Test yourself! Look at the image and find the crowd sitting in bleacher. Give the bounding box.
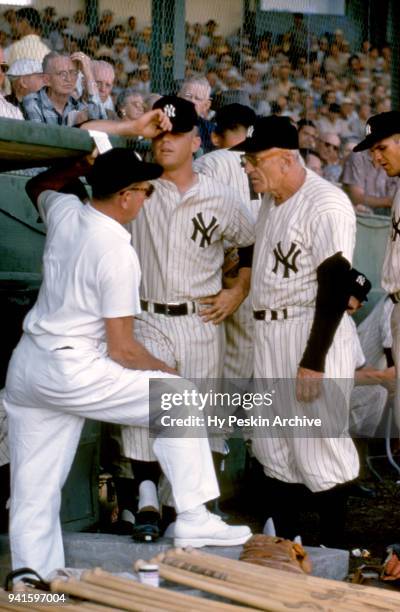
[0,6,396,215]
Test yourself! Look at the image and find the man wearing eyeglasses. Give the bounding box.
[178,76,214,153]
[3,139,251,578]
[23,51,106,126]
[236,115,361,547]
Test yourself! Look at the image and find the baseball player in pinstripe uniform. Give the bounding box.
[193,103,259,379]
[237,115,361,546]
[351,295,395,438]
[354,112,400,433]
[120,96,255,540]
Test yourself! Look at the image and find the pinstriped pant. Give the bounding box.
[251,314,359,492]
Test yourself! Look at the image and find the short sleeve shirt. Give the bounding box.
[24,190,141,342]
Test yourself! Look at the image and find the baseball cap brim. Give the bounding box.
[353,130,390,152]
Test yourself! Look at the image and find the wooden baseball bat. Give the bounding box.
[83,567,254,612]
[138,559,294,611]
[80,569,194,612]
[160,549,400,611]
[51,577,168,612]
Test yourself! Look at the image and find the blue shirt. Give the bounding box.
[22,87,106,126]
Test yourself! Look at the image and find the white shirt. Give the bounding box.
[0,94,23,120]
[24,191,141,343]
[251,169,356,310]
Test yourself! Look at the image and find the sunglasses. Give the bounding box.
[321,141,339,151]
[121,185,155,198]
[0,63,8,73]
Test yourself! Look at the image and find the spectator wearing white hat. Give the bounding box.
[6,58,44,113]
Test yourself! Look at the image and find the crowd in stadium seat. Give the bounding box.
[0,6,396,213]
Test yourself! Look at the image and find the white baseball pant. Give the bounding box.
[4,333,219,578]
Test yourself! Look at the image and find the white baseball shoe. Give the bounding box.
[174,511,252,547]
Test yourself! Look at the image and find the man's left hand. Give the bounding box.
[296,366,323,402]
[199,286,245,324]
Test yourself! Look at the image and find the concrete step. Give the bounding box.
[0,532,349,583]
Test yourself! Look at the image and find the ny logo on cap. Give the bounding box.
[247,125,254,138]
[163,104,176,118]
[356,274,365,286]
[365,124,371,135]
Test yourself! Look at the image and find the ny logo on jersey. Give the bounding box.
[191,212,219,247]
[163,104,176,118]
[392,213,400,242]
[272,241,301,278]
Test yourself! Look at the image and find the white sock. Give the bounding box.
[178,504,208,523]
[263,517,276,536]
[138,480,159,512]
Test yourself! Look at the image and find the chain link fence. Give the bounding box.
[0,1,397,136]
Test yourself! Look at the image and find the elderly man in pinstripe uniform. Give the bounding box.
[238,115,361,547]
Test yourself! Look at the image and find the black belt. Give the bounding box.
[390,292,400,304]
[140,299,196,316]
[253,308,288,321]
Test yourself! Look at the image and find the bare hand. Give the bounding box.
[132,109,172,138]
[296,366,323,402]
[199,287,246,324]
[347,295,362,314]
[71,51,93,75]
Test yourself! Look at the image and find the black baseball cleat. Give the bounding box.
[132,507,161,543]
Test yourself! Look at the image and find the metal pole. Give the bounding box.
[388,0,400,110]
[85,0,99,33]
[151,0,185,94]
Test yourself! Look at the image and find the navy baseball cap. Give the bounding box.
[213,103,256,135]
[87,148,162,195]
[354,111,400,152]
[153,95,198,133]
[231,115,299,152]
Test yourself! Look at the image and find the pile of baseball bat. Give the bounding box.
[143,547,400,611]
[2,547,400,611]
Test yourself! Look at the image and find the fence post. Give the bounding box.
[151,0,186,94]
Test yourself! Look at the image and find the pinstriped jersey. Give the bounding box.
[129,172,255,302]
[193,149,261,222]
[252,169,356,310]
[382,186,400,293]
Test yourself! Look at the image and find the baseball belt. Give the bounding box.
[253,308,288,321]
[140,299,197,316]
[390,291,400,304]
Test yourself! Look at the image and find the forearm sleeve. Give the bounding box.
[238,244,254,268]
[299,252,351,373]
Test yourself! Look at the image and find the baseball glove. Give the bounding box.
[240,534,312,575]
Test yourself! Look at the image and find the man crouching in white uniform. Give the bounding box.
[4,142,250,578]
